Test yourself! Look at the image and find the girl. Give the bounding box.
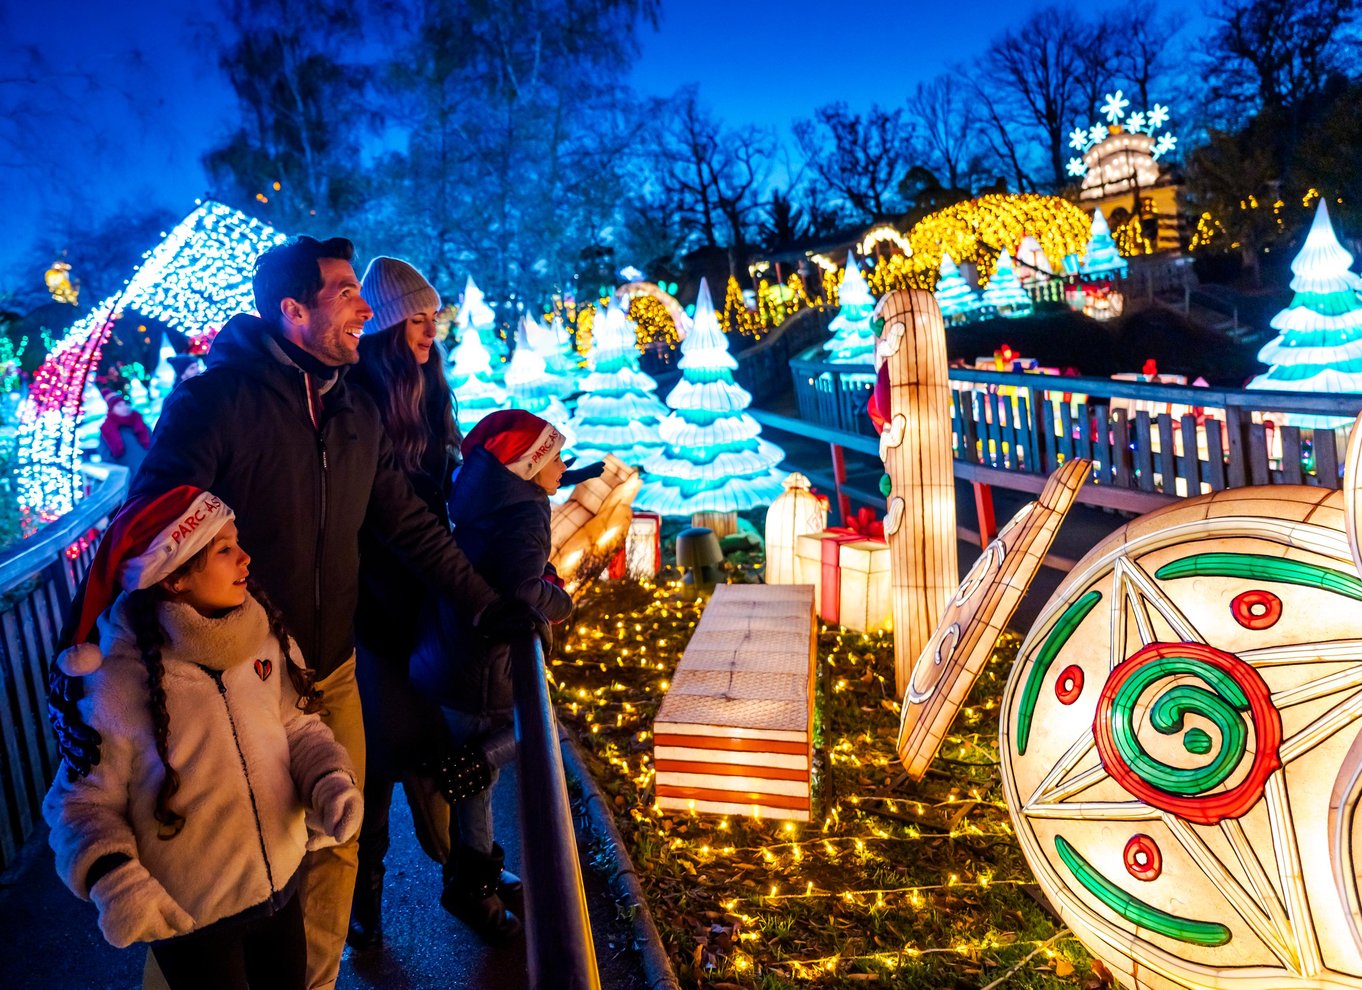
[44,486,362,990]
[411,408,575,942]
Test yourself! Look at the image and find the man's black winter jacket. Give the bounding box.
[130,313,497,679]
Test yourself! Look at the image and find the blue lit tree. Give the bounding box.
[934,253,983,324]
[1080,208,1129,277]
[635,279,786,515]
[980,249,1034,318]
[822,253,877,363]
[1250,200,1362,427]
[505,318,573,440]
[448,311,507,432]
[455,275,509,381]
[566,303,667,465]
[522,314,581,399]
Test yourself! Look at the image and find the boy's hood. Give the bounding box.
[449,445,545,525]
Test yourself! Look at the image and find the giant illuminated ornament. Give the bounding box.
[897,458,1089,778]
[1067,89,1176,199]
[17,201,286,521]
[565,302,668,467]
[635,279,786,515]
[1249,199,1362,429]
[999,413,1362,990]
[872,289,958,696]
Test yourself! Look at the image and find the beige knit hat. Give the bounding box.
[359,256,441,333]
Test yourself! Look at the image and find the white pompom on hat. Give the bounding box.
[59,487,236,675]
[359,256,441,334]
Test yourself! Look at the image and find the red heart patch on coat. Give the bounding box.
[254,658,273,681]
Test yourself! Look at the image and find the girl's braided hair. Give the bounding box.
[125,555,322,839]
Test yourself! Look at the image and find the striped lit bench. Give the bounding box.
[653,583,817,821]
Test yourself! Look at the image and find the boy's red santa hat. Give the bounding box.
[462,409,565,481]
[59,486,236,675]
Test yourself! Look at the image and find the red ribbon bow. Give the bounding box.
[829,507,884,541]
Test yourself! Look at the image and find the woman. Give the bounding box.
[346,257,516,949]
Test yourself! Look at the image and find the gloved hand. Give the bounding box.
[312,771,363,844]
[475,596,547,644]
[49,666,101,780]
[559,460,606,486]
[90,860,193,948]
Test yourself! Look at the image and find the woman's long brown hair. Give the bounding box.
[355,324,459,477]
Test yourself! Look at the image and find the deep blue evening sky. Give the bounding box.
[1,0,1166,291]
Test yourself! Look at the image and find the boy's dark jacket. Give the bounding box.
[410,446,573,717]
[130,313,497,679]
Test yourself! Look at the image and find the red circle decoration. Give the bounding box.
[1093,642,1283,826]
[1123,833,1163,881]
[1055,664,1085,705]
[1230,590,1282,630]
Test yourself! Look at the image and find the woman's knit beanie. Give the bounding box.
[360,257,441,333]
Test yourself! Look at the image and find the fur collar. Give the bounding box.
[100,593,272,672]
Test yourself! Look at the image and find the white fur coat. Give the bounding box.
[43,593,353,931]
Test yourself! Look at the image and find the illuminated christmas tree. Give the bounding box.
[455,275,509,381]
[566,303,667,465]
[636,279,787,515]
[934,253,983,324]
[1080,208,1129,277]
[448,310,507,433]
[721,276,761,336]
[822,253,877,363]
[505,320,574,441]
[522,314,581,399]
[980,249,1034,318]
[1249,200,1362,427]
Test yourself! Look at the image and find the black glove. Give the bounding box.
[48,666,102,780]
[475,597,549,647]
[559,460,606,486]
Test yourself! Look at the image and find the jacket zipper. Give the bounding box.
[209,668,278,896]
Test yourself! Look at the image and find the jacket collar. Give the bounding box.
[207,313,350,407]
[102,593,273,672]
[449,446,546,525]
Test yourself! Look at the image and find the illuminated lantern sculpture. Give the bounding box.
[448,294,507,433]
[897,458,1089,778]
[1015,235,1053,284]
[505,317,573,442]
[872,289,958,696]
[933,253,983,325]
[822,253,878,364]
[1081,208,1130,278]
[522,313,582,399]
[654,583,817,821]
[566,303,668,467]
[1249,200,1362,429]
[549,454,640,593]
[979,250,1034,318]
[764,472,829,585]
[454,275,508,380]
[1001,465,1362,989]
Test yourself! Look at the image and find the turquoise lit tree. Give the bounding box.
[1080,208,1129,277]
[823,252,877,363]
[934,253,983,324]
[448,310,507,433]
[523,313,581,399]
[456,275,508,381]
[980,249,1034,318]
[566,303,667,465]
[635,278,787,515]
[1250,199,1362,427]
[505,318,573,441]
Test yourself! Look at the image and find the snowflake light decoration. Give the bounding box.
[1066,92,1177,180]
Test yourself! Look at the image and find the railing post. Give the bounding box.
[830,442,851,526]
[973,482,997,547]
[510,632,601,990]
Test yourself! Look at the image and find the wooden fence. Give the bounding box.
[790,358,1362,515]
[0,466,127,870]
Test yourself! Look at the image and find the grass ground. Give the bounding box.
[553,558,1108,990]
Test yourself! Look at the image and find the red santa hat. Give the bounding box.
[462,409,565,481]
[59,486,236,675]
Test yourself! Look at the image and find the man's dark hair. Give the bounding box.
[253,236,355,323]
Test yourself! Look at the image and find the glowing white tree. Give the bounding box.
[566,303,667,465]
[823,253,877,363]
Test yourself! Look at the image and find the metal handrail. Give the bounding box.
[510,630,601,990]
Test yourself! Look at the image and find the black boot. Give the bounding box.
[490,841,522,899]
[346,858,384,951]
[441,845,522,943]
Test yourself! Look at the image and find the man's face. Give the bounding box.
[288,257,373,366]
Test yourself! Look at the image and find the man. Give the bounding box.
[53,236,537,989]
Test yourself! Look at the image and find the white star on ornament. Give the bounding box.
[1069,127,1090,151]
[1088,124,1108,146]
[1067,157,1087,177]
[1153,133,1178,159]
[1100,90,1130,123]
[1147,104,1170,129]
[1126,111,1147,133]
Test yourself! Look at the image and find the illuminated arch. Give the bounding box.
[908,194,1092,286]
[615,282,688,339]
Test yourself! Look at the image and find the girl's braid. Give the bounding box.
[127,589,185,839]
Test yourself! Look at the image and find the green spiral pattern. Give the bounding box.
[1111,657,1249,796]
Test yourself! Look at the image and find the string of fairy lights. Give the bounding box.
[554,578,1078,984]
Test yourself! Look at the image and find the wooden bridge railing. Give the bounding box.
[790,357,1362,516]
[0,465,128,870]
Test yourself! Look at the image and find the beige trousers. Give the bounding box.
[144,655,366,990]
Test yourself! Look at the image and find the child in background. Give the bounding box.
[44,486,362,990]
[411,409,574,942]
